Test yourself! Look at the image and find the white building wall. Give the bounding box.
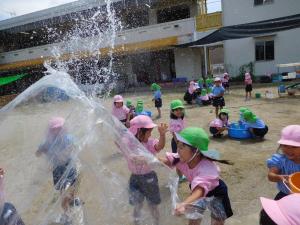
[222,0,300,26]
[174,48,202,81]
[224,28,300,76]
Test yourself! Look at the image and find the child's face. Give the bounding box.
[215,81,221,86]
[177,141,194,163]
[173,108,184,118]
[220,113,227,121]
[281,145,300,162]
[139,128,153,143]
[115,102,123,108]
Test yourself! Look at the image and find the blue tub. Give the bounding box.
[228,123,252,139]
[136,110,152,117]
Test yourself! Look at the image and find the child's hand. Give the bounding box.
[158,123,168,135]
[175,203,186,216]
[280,175,289,183]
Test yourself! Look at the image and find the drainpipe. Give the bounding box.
[204,45,208,76]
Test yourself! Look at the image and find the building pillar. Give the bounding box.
[149,9,157,25]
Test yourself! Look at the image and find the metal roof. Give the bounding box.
[0,0,121,31]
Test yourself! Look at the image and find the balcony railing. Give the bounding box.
[196,12,222,32]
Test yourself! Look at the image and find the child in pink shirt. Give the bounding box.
[159,127,233,225]
[0,168,25,225]
[209,109,230,138]
[112,95,130,127]
[116,115,168,225]
[169,99,186,182]
[244,72,253,101]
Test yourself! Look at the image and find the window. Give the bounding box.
[255,40,274,61]
[157,5,190,24]
[254,0,274,6]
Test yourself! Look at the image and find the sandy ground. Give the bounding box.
[0,84,300,225]
[102,85,300,225]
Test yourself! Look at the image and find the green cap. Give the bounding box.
[126,100,132,108]
[207,87,212,93]
[136,100,144,113]
[201,89,207,96]
[170,99,184,110]
[219,108,230,115]
[198,78,204,84]
[175,127,220,160]
[206,78,213,84]
[243,110,257,123]
[239,107,249,113]
[151,83,161,91]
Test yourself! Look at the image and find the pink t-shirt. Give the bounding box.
[210,118,226,128]
[112,105,130,121]
[166,153,220,196]
[169,118,185,133]
[120,137,159,175]
[200,95,209,101]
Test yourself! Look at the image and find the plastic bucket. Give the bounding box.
[289,172,300,193]
[255,93,261,98]
[228,123,252,139]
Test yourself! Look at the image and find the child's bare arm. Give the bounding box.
[268,167,288,183]
[155,123,168,152]
[158,156,172,167]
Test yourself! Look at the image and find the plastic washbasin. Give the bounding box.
[228,123,252,139]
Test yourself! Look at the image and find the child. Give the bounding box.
[260,194,300,225]
[151,83,162,118]
[209,109,230,138]
[159,127,233,225]
[199,89,211,106]
[117,115,168,225]
[169,100,186,182]
[241,110,268,138]
[244,72,253,101]
[112,95,130,127]
[259,125,300,224]
[36,117,80,224]
[211,77,225,118]
[0,168,25,225]
[126,100,135,120]
[184,81,197,105]
[222,73,230,93]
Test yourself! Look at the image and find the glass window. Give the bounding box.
[254,0,274,6]
[255,40,274,61]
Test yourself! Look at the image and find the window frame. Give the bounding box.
[255,39,275,62]
[254,0,274,6]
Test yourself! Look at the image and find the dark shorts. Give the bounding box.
[223,82,229,88]
[209,127,219,135]
[154,98,162,108]
[189,179,233,220]
[212,96,225,107]
[252,125,268,138]
[0,202,25,225]
[245,84,253,92]
[201,99,211,106]
[259,191,288,225]
[184,91,193,104]
[53,162,78,191]
[129,171,161,205]
[171,138,177,153]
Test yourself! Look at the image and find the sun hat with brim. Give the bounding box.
[214,77,222,82]
[114,95,124,103]
[49,117,65,129]
[175,127,220,160]
[171,99,185,110]
[239,107,249,113]
[129,115,157,135]
[260,194,300,225]
[278,125,300,147]
[126,100,132,108]
[243,110,257,123]
[219,108,230,115]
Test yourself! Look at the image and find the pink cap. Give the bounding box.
[129,115,157,135]
[245,72,251,77]
[214,77,221,82]
[260,194,300,225]
[48,117,65,129]
[114,95,124,103]
[278,125,300,147]
[224,72,228,76]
